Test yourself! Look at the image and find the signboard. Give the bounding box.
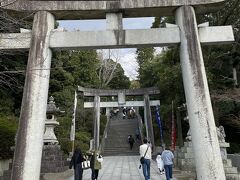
[118,92,126,105]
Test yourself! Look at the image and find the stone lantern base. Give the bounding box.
[41,145,69,174]
[176,142,239,180]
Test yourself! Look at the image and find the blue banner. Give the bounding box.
[155,105,164,145]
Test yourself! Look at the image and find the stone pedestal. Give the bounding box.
[176,142,239,179]
[41,145,69,174]
[220,143,239,180]
[177,142,195,172]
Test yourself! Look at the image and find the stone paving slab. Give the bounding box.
[68,156,178,180]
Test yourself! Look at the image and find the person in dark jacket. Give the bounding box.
[128,135,135,150]
[69,147,85,180]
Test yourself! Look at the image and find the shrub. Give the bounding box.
[0,116,17,159]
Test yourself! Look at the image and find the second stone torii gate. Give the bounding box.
[0,0,235,179]
[78,86,160,151]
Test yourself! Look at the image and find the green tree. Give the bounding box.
[108,63,130,89]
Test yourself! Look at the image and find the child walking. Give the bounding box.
[156,152,164,175]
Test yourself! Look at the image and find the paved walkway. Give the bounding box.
[68,156,176,180]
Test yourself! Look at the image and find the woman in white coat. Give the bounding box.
[156,153,165,175]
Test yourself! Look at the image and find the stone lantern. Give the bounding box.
[41,96,68,174]
[43,96,61,145]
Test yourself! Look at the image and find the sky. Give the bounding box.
[58,17,155,80]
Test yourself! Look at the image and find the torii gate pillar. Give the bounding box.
[176,6,225,179]
[144,94,155,151]
[93,96,101,151]
[11,11,55,180]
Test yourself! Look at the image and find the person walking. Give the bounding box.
[122,107,127,119]
[69,147,85,180]
[139,139,151,180]
[135,128,140,141]
[161,146,174,180]
[156,152,164,175]
[87,150,103,180]
[128,135,135,150]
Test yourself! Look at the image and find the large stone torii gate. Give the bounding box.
[0,0,235,179]
[78,86,160,152]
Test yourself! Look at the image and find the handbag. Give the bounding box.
[140,145,149,164]
[97,154,103,163]
[82,160,91,170]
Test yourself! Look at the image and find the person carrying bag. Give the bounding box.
[69,147,85,180]
[139,139,152,180]
[140,145,149,164]
[86,150,103,180]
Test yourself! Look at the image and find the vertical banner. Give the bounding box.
[155,105,163,145]
[171,101,176,150]
[70,91,78,141]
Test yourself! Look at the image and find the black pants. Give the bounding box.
[74,163,83,180]
[130,142,134,150]
[91,168,99,180]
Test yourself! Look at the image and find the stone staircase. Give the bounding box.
[103,113,141,156]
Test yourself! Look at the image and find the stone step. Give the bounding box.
[108,120,137,125]
[179,147,193,153]
[226,174,240,180]
[104,146,140,150]
[105,136,137,141]
[104,145,140,149]
[223,159,233,167]
[104,144,139,147]
[177,159,196,171]
[104,147,139,150]
[105,139,141,143]
[108,128,137,132]
[174,173,196,180]
[110,120,137,123]
[103,148,139,152]
[109,122,137,126]
[103,151,139,156]
[104,143,130,147]
[108,127,137,131]
[224,166,238,174]
[108,131,137,134]
[184,142,192,147]
[178,152,194,159]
